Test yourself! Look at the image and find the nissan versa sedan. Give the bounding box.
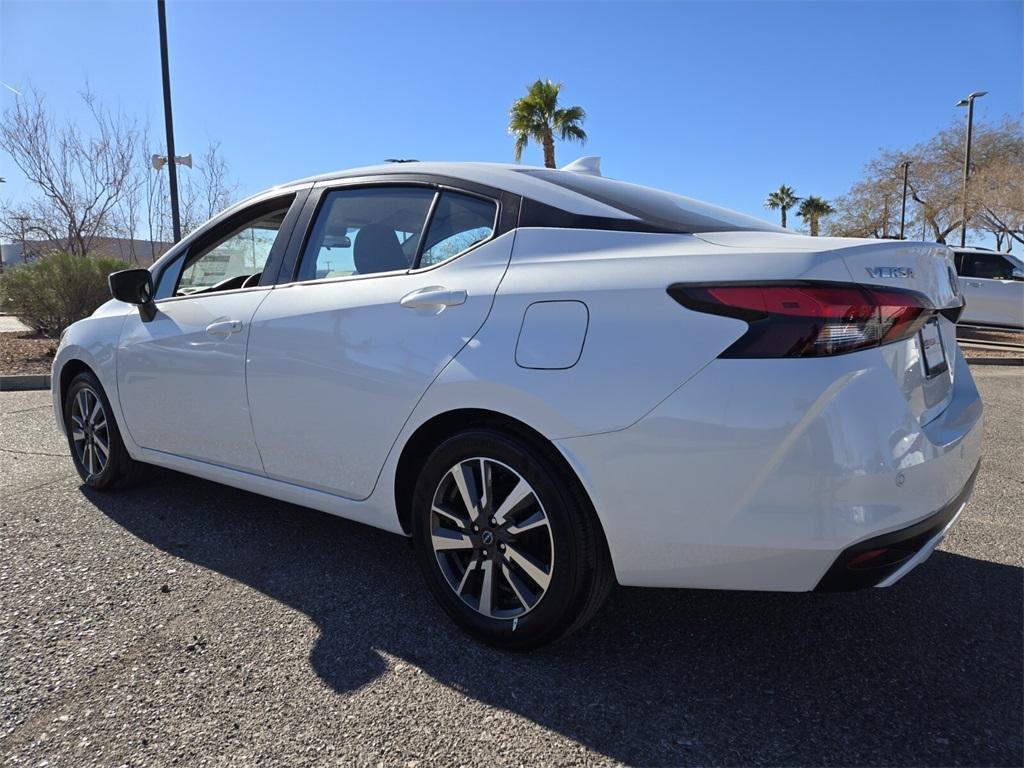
[53,160,983,649]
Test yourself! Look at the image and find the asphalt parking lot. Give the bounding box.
[1,367,1021,767]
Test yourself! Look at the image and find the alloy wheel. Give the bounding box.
[430,457,554,619]
[70,387,110,478]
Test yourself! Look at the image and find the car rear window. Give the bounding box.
[519,169,780,233]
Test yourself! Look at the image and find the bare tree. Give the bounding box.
[0,87,139,256]
[828,116,1023,245]
[178,141,237,234]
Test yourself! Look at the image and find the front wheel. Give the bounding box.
[411,428,612,649]
[63,371,142,490]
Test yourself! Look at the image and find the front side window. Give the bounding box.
[419,192,497,267]
[297,187,435,281]
[173,203,292,296]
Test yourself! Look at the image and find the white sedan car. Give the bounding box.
[53,161,982,648]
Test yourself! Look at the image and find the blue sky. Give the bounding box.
[1,0,1021,234]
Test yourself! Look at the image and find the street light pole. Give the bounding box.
[157,0,181,243]
[898,160,911,240]
[956,90,987,248]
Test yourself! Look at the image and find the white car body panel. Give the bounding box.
[962,277,1024,328]
[116,289,271,472]
[51,162,983,594]
[556,340,981,590]
[245,231,515,500]
[954,248,1024,329]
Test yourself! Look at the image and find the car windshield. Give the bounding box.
[519,169,783,233]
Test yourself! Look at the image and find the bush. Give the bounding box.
[0,252,128,337]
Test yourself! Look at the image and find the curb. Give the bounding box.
[966,357,1023,366]
[0,374,51,391]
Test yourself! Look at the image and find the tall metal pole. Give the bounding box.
[157,0,181,243]
[898,161,910,240]
[957,91,987,249]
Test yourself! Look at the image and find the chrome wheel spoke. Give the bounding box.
[93,433,110,459]
[75,391,88,423]
[506,509,549,536]
[89,397,103,424]
[505,542,551,592]
[493,478,535,526]
[432,504,468,530]
[456,556,480,595]
[431,527,474,551]
[430,456,555,621]
[501,562,533,611]
[71,429,86,441]
[477,559,495,616]
[452,463,482,522]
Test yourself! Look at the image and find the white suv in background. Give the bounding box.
[952,248,1024,329]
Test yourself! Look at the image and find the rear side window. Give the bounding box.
[296,187,435,281]
[961,252,1015,280]
[418,192,497,267]
[519,168,780,233]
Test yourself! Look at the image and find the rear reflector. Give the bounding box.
[668,282,934,357]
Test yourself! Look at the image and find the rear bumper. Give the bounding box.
[556,342,983,591]
[815,461,978,591]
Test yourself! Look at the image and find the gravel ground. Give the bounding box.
[957,327,1023,361]
[1,368,1021,767]
[0,332,55,375]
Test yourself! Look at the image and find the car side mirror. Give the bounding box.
[109,268,157,321]
[1012,267,1024,281]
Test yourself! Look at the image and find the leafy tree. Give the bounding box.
[764,185,800,228]
[508,79,587,168]
[796,196,835,236]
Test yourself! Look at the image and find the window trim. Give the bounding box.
[279,178,504,288]
[150,188,308,305]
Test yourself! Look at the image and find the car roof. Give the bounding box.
[287,161,636,219]
[281,161,780,233]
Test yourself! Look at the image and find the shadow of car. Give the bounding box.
[87,467,1023,767]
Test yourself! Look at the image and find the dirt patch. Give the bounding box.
[957,326,1024,345]
[956,326,1023,360]
[0,331,57,375]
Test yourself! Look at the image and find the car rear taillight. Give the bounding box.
[668,282,934,358]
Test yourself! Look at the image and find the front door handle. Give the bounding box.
[206,319,243,337]
[400,286,467,311]
[966,281,983,288]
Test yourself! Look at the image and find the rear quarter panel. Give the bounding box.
[410,228,859,439]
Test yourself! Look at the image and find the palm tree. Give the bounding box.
[764,185,800,228]
[796,196,836,236]
[508,79,587,168]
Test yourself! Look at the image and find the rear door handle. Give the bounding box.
[966,281,983,288]
[206,319,243,337]
[400,286,467,310]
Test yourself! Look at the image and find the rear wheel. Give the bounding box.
[64,371,141,490]
[411,428,612,649]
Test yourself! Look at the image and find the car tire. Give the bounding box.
[411,427,613,650]
[63,371,143,490]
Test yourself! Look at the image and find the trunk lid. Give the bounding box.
[695,232,963,425]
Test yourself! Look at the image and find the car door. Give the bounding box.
[116,191,306,471]
[246,182,514,499]
[957,251,1024,328]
